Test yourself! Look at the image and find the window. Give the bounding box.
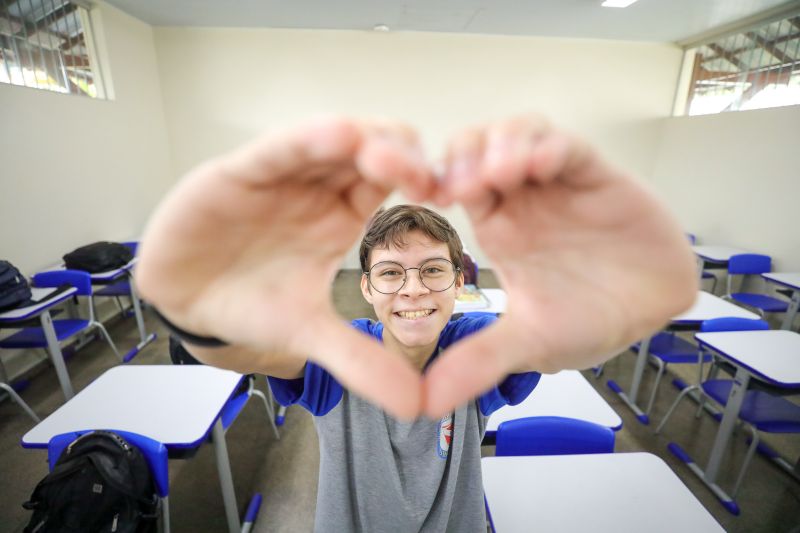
[681,15,800,116]
[0,0,106,98]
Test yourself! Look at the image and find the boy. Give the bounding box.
[265,204,539,531]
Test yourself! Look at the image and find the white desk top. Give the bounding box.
[762,272,800,291]
[41,258,138,282]
[695,330,800,387]
[0,287,77,322]
[487,370,621,431]
[692,245,748,263]
[482,453,723,533]
[672,291,759,324]
[22,365,244,448]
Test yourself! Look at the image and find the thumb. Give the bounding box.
[304,318,423,420]
[421,319,533,418]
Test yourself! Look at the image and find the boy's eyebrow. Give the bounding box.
[372,256,452,267]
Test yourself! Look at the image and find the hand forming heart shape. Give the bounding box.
[136,115,697,419]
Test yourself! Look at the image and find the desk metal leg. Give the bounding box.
[160,495,171,533]
[123,274,157,363]
[40,310,74,400]
[669,368,750,515]
[705,369,749,482]
[212,419,241,533]
[781,291,799,331]
[607,336,651,424]
[0,358,39,422]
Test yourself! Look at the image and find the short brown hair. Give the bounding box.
[359,205,465,274]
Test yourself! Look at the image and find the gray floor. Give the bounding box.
[1,270,799,532]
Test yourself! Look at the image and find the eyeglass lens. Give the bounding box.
[369,259,456,294]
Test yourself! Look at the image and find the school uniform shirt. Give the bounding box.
[268,314,540,533]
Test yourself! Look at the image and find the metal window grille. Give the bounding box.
[0,0,104,98]
[684,15,800,115]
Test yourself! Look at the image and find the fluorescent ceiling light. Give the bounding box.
[601,0,639,7]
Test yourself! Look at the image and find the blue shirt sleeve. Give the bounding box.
[442,314,541,417]
[266,319,380,416]
[267,363,343,417]
[478,372,541,417]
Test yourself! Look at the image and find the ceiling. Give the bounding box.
[104,0,799,43]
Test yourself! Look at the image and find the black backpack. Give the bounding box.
[63,242,134,273]
[0,260,32,311]
[22,431,159,533]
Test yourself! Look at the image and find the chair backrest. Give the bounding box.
[462,250,479,286]
[700,317,770,332]
[728,254,771,275]
[48,429,169,497]
[32,269,92,296]
[122,241,139,255]
[495,416,615,456]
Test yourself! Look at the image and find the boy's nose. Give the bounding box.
[399,271,430,296]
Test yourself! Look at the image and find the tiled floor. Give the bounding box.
[1,270,798,532]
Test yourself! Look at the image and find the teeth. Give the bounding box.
[398,309,433,319]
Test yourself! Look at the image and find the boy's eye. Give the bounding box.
[379,270,402,277]
[423,267,443,275]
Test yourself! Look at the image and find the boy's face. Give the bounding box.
[361,230,463,353]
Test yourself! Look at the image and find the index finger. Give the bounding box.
[219,116,436,202]
[420,319,539,418]
[304,318,423,420]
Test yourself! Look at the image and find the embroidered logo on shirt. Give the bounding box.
[437,413,454,459]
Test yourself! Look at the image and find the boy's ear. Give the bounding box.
[360,274,374,304]
[454,271,465,297]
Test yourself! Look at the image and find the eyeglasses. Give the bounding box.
[365,259,460,294]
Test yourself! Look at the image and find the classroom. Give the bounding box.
[1,1,799,532]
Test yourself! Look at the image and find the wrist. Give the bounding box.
[152,307,229,348]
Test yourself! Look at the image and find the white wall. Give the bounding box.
[0,2,172,276]
[153,27,683,268]
[0,2,172,377]
[650,105,800,270]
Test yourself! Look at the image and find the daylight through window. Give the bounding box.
[683,15,800,116]
[0,0,105,98]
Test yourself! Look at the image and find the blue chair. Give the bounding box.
[0,270,121,361]
[495,416,615,456]
[0,363,40,422]
[726,254,789,318]
[656,318,799,499]
[638,332,711,417]
[48,430,170,531]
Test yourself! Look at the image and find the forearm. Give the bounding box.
[181,342,305,379]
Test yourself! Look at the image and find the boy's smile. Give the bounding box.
[361,230,463,369]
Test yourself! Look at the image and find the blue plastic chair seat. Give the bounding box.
[703,380,800,432]
[701,271,716,279]
[647,333,710,364]
[94,280,131,297]
[730,293,789,313]
[0,319,90,348]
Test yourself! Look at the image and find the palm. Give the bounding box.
[155,176,374,349]
[474,176,695,368]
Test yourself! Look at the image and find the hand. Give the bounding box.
[136,117,436,418]
[422,115,697,417]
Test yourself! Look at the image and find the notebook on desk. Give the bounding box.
[456,284,490,311]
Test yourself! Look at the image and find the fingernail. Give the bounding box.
[450,158,476,195]
[484,140,510,173]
